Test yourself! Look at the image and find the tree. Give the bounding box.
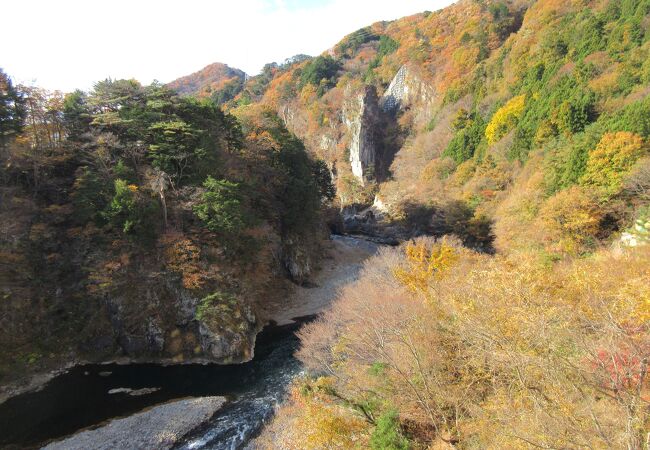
[538,186,603,254]
[299,56,341,92]
[554,96,594,135]
[0,69,25,150]
[20,86,65,154]
[147,120,200,182]
[311,159,336,202]
[581,132,649,197]
[63,90,91,141]
[485,95,525,144]
[148,168,172,229]
[193,176,245,235]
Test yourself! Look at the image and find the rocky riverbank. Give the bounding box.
[42,397,225,450]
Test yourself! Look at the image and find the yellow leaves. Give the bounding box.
[581,132,649,197]
[538,186,602,255]
[288,389,370,450]
[392,239,459,297]
[127,184,138,192]
[485,95,526,144]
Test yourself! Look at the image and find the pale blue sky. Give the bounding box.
[2,0,454,92]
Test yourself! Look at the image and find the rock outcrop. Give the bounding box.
[381,65,437,114]
[344,86,383,183]
[43,396,225,450]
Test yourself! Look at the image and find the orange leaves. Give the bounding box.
[160,233,206,290]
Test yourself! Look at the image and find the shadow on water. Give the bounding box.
[0,318,312,450]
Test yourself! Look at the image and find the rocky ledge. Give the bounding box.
[42,396,225,450]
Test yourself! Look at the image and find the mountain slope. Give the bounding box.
[167,62,246,102]
[219,0,650,256]
[231,0,650,447]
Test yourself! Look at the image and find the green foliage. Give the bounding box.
[369,362,388,376]
[603,96,650,137]
[569,11,606,58]
[194,176,245,235]
[366,35,400,82]
[148,120,201,181]
[63,90,90,141]
[311,159,336,202]
[299,56,342,93]
[555,95,594,135]
[377,35,399,58]
[0,68,25,147]
[544,128,600,194]
[273,133,322,234]
[71,167,111,224]
[545,96,650,194]
[370,410,410,450]
[195,291,238,322]
[211,78,244,106]
[337,27,379,56]
[443,110,486,163]
[510,75,596,161]
[102,179,150,235]
[488,2,519,40]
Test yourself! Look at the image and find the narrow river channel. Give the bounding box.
[0,235,380,450]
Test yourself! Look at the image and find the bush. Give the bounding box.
[370,410,410,450]
[103,179,141,234]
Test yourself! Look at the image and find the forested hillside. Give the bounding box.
[0,73,331,385]
[166,62,247,102]
[2,0,650,446]
[228,0,649,447]
[221,0,650,257]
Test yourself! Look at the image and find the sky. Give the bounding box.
[2,0,455,93]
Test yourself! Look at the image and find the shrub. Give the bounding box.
[103,179,141,234]
[370,410,410,450]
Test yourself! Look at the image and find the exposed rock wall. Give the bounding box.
[381,65,437,114]
[344,86,383,183]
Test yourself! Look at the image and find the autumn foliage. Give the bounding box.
[265,238,650,449]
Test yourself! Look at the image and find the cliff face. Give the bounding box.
[0,79,327,390]
[380,65,436,114]
[345,86,382,183]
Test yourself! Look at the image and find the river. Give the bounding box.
[0,235,379,450]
